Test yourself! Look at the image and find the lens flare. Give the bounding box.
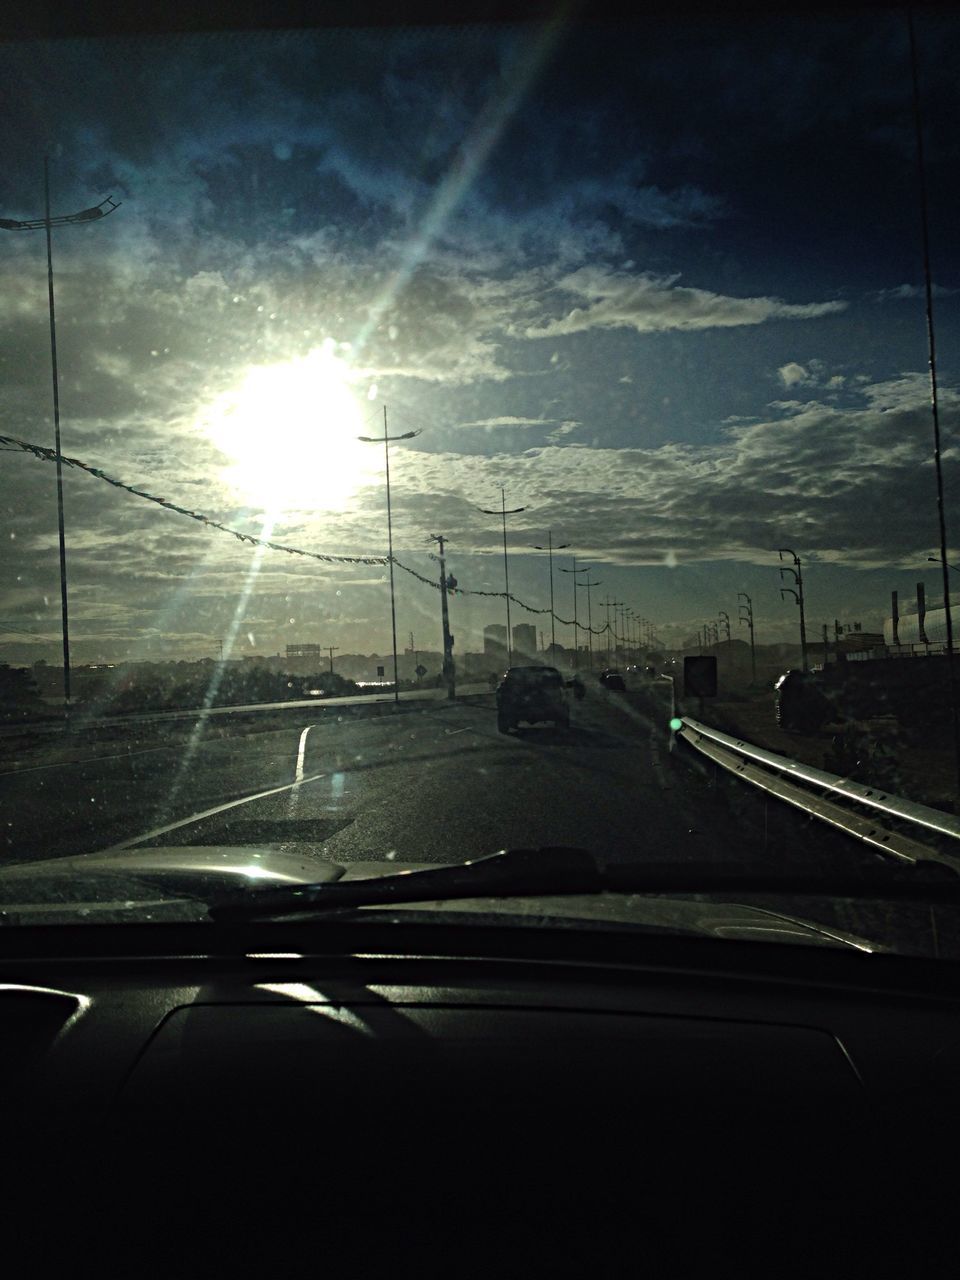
[204,346,374,512]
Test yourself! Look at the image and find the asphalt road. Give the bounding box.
[2,682,881,874]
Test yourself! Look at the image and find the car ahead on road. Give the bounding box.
[497,665,570,732]
[599,669,626,691]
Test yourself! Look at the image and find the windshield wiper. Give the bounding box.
[207,846,960,923]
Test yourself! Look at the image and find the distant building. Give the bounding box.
[286,644,322,660]
[484,624,507,658]
[512,624,537,658]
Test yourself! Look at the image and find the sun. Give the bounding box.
[205,346,375,513]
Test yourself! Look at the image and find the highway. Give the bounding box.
[1,680,879,876]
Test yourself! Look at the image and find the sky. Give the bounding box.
[1,7,959,666]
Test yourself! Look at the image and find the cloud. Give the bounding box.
[870,283,960,303]
[522,269,847,339]
[544,421,581,443]
[778,362,810,388]
[776,359,846,393]
[381,376,960,572]
[456,417,552,429]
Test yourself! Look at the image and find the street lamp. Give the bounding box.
[778,548,809,672]
[1,158,120,707]
[738,592,757,685]
[928,556,960,575]
[559,557,588,670]
[531,532,570,658]
[358,407,420,705]
[577,576,602,671]
[479,488,526,666]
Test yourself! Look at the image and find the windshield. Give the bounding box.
[3,3,960,956]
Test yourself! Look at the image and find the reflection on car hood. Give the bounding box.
[0,845,882,950]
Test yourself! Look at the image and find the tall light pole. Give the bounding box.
[778,548,809,672]
[738,592,756,685]
[602,598,624,664]
[1,160,120,707]
[559,557,588,669]
[532,532,569,659]
[578,577,601,671]
[719,610,731,644]
[480,488,525,667]
[358,407,420,705]
[928,556,960,575]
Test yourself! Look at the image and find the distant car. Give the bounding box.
[497,666,570,732]
[600,669,626,690]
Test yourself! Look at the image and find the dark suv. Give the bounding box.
[497,666,569,733]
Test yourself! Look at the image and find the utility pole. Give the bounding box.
[719,610,731,644]
[324,645,338,675]
[430,533,456,700]
[1,161,120,709]
[559,557,588,670]
[480,488,525,667]
[579,577,601,671]
[778,548,809,672]
[738,592,756,685]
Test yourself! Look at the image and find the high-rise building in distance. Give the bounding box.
[512,624,537,658]
[484,624,507,658]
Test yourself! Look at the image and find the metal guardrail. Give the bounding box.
[676,715,960,869]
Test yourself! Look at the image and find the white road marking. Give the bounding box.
[101,770,327,852]
[294,725,315,784]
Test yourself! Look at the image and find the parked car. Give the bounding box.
[497,666,570,732]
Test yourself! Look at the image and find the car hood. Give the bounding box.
[0,845,883,950]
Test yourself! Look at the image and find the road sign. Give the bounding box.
[415,664,427,678]
[684,656,717,698]
[377,665,385,678]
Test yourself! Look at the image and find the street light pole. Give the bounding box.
[778,548,809,672]
[1,160,120,708]
[579,577,601,671]
[358,408,420,705]
[532,532,570,659]
[928,556,960,575]
[480,488,525,667]
[559,557,587,670]
[738,592,756,685]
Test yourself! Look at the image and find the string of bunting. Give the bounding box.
[4,431,615,639]
[0,432,388,567]
[391,555,611,637]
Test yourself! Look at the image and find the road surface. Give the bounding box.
[1,681,882,878]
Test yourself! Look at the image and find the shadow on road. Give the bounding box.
[503,723,631,750]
